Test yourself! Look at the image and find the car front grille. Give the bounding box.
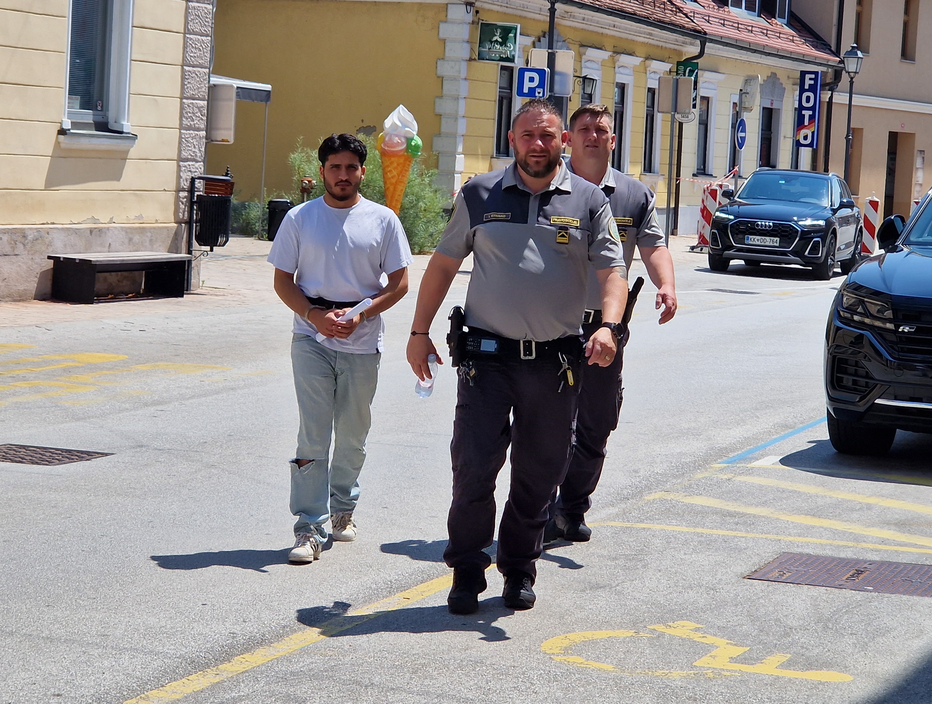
[729,220,800,248]
[833,356,873,395]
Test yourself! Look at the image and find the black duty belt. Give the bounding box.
[582,309,602,325]
[306,295,360,310]
[464,327,582,361]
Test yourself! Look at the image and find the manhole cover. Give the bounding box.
[747,552,932,597]
[0,444,112,466]
[707,288,760,295]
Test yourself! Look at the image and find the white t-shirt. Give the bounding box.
[267,196,413,353]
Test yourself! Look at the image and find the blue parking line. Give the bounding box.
[719,417,826,465]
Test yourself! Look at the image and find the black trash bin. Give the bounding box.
[267,199,294,241]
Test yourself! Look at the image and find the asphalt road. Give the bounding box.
[2,236,932,704]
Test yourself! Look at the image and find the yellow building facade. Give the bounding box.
[209,0,843,236]
[0,0,214,301]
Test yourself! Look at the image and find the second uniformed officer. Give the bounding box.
[406,99,628,614]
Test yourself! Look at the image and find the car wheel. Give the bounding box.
[708,251,730,272]
[813,233,837,280]
[826,408,896,456]
[839,230,862,275]
[743,260,761,267]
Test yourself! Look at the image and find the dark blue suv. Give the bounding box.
[825,189,932,455]
[708,169,862,279]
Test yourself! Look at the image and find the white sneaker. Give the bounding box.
[288,533,321,563]
[331,512,357,542]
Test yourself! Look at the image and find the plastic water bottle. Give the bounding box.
[415,354,438,398]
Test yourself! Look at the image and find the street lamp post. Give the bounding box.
[842,43,864,184]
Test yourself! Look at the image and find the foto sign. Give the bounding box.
[516,67,549,99]
[735,117,748,151]
[795,71,821,149]
[477,22,519,63]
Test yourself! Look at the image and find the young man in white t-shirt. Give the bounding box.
[268,133,413,563]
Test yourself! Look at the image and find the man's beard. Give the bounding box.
[325,181,359,202]
[515,150,561,179]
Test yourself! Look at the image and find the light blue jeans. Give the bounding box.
[290,334,380,540]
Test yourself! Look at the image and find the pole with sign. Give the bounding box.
[516,67,550,99]
[734,117,747,191]
[795,70,821,150]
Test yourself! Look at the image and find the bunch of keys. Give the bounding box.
[557,352,574,393]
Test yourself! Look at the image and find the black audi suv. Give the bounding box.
[708,169,862,279]
[825,189,932,455]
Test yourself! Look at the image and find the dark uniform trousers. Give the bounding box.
[444,351,582,579]
[553,319,627,516]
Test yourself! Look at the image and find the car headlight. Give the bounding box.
[796,218,826,229]
[838,288,895,330]
[712,211,735,222]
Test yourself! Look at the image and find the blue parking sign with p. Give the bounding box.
[516,67,549,99]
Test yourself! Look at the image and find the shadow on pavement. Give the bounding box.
[151,538,335,573]
[865,645,932,703]
[296,601,510,642]
[380,538,584,570]
[781,435,932,484]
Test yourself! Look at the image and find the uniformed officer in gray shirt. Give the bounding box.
[406,99,627,615]
[547,104,677,544]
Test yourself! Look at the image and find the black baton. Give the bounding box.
[622,276,645,327]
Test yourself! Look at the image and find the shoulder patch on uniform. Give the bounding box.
[483,212,512,222]
[614,217,634,227]
[609,218,622,243]
[551,216,580,227]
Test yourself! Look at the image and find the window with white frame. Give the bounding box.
[695,71,723,176]
[65,0,134,135]
[494,65,514,157]
[643,87,657,173]
[643,61,669,174]
[612,55,640,173]
[729,0,759,14]
[696,97,711,175]
[759,0,789,21]
[611,83,626,172]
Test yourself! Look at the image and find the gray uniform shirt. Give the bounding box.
[569,165,665,310]
[436,162,625,341]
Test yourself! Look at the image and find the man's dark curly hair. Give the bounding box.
[318,133,367,166]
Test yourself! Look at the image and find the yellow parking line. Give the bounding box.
[716,474,932,517]
[594,522,932,555]
[646,492,932,548]
[123,571,455,703]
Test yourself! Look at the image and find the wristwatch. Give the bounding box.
[599,321,623,341]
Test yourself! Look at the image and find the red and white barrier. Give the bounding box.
[862,196,880,255]
[691,167,739,252]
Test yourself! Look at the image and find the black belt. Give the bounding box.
[464,327,582,361]
[306,295,360,310]
[582,309,602,325]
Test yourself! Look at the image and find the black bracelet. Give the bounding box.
[410,331,430,336]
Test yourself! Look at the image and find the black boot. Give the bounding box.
[557,512,592,542]
[502,571,536,610]
[447,567,487,615]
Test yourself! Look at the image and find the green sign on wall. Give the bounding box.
[477,21,519,63]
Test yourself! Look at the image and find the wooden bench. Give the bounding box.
[47,252,192,304]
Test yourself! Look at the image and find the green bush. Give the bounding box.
[231,199,267,238]
[287,135,450,254]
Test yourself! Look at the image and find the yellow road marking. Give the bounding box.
[123,571,456,703]
[60,362,230,383]
[0,380,97,405]
[541,623,851,682]
[0,353,127,376]
[646,492,932,548]
[593,522,932,555]
[716,474,932,517]
[0,344,34,354]
[652,622,852,682]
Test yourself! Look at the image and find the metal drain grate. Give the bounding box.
[707,288,761,295]
[0,444,112,466]
[747,552,932,598]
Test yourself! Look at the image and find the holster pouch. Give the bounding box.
[447,306,466,367]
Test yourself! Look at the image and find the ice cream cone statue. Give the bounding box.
[377,105,422,215]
